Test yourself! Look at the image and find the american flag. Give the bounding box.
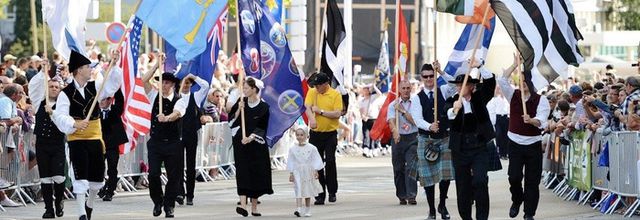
[118,16,152,154]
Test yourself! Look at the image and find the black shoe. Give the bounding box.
[509,203,520,218]
[175,195,184,206]
[42,208,55,219]
[251,212,262,216]
[85,203,93,220]
[328,194,336,203]
[399,199,407,205]
[164,206,175,218]
[427,210,436,219]
[313,200,324,205]
[408,198,417,205]
[79,215,87,220]
[153,204,162,217]
[294,210,301,217]
[523,215,535,220]
[97,188,106,199]
[236,207,249,217]
[438,204,450,219]
[186,198,193,206]
[55,200,64,217]
[103,193,113,202]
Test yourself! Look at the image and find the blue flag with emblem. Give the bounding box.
[374,30,390,93]
[238,0,305,147]
[238,0,263,79]
[136,0,226,62]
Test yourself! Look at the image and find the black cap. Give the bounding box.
[155,72,180,84]
[308,72,330,86]
[68,50,91,73]
[448,74,479,84]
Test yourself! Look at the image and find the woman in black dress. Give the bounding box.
[230,77,272,217]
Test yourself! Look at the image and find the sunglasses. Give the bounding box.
[421,75,435,79]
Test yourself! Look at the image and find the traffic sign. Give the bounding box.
[105,22,126,44]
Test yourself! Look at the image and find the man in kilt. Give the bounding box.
[409,63,456,219]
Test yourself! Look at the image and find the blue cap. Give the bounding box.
[569,85,583,96]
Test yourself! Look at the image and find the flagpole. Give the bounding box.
[454,3,491,114]
[516,52,528,116]
[235,0,247,139]
[432,0,438,125]
[394,0,401,134]
[42,12,50,110]
[84,0,142,121]
[158,38,164,114]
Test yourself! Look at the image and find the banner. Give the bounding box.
[568,130,592,191]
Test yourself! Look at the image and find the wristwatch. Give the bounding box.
[320,110,325,116]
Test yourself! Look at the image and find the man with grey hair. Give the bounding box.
[0,83,24,127]
[614,76,640,130]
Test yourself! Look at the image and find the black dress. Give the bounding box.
[229,97,273,198]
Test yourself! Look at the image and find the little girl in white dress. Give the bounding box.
[287,126,324,217]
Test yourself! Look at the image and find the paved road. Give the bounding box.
[0,156,627,219]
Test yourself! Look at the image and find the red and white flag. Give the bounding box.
[118,16,152,154]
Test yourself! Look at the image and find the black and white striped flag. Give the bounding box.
[491,0,583,91]
[320,0,349,108]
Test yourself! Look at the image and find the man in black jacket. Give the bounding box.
[98,89,128,201]
[445,62,496,220]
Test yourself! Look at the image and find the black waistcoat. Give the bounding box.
[181,93,202,136]
[61,81,101,120]
[416,89,450,139]
[34,101,65,145]
[150,93,182,142]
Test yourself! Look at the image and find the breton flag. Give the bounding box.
[374,31,390,93]
[42,0,91,60]
[320,0,349,101]
[443,17,497,78]
[437,0,474,16]
[491,0,583,91]
[118,16,152,154]
[370,1,410,143]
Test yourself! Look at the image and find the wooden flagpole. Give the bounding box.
[235,0,247,139]
[432,0,438,124]
[516,52,528,116]
[454,4,491,114]
[42,14,50,108]
[394,0,401,134]
[158,39,164,114]
[84,0,142,121]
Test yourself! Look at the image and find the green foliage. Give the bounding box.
[228,0,237,18]
[12,0,42,43]
[8,38,30,57]
[611,0,640,30]
[0,0,10,19]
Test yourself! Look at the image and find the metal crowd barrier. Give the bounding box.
[116,135,149,192]
[195,122,234,181]
[0,127,41,211]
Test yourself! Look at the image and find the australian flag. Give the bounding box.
[238,0,305,147]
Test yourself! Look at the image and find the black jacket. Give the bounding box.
[101,89,129,149]
[446,75,496,152]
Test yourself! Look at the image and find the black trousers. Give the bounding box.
[181,135,198,199]
[508,140,543,217]
[452,147,490,220]
[35,140,65,178]
[309,130,338,200]
[391,133,418,200]
[104,146,119,193]
[68,140,105,182]
[147,139,183,209]
[362,119,375,149]
[495,115,509,157]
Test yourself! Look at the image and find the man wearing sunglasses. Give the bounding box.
[408,62,457,219]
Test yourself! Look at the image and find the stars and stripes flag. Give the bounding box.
[491,0,583,91]
[118,16,152,155]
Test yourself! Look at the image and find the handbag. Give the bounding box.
[486,140,503,172]
[423,141,441,162]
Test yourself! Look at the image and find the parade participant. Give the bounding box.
[177,74,209,206]
[445,60,496,220]
[304,72,343,205]
[141,57,188,217]
[286,126,324,217]
[487,85,511,159]
[358,83,381,157]
[97,89,128,202]
[230,77,272,217]
[498,56,550,220]
[409,63,456,219]
[28,63,66,218]
[387,79,418,206]
[51,50,123,220]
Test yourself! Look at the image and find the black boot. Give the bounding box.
[54,183,65,217]
[85,202,93,220]
[42,184,55,218]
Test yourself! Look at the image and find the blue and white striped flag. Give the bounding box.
[442,17,496,79]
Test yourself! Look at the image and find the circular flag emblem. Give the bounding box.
[277,90,303,115]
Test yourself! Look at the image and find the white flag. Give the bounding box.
[42,0,90,60]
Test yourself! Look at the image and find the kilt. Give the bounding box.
[416,135,455,187]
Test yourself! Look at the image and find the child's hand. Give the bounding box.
[289,174,294,182]
[314,172,319,179]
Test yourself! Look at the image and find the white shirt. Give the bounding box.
[358,94,380,119]
[28,70,55,112]
[52,67,124,134]
[179,76,210,108]
[446,67,494,120]
[497,76,551,145]
[410,85,456,131]
[147,90,188,117]
[486,96,510,126]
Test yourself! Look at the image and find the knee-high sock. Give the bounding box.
[439,180,451,206]
[54,183,65,205]
[86,189,98,208]
[41,183,54,210]
[76,194,86,216]
[424,186,436,212]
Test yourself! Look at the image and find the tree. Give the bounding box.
[610,0,640,30]
[0,0,10,19]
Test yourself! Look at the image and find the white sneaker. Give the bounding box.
[1,198,21,207]
[372,148,380,157]
[304,207,312,217]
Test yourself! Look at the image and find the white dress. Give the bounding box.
[286,143,324,198]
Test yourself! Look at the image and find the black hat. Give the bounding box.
[155,72,180,84]
[308,72,330,86]
[68,50,91,73]
[448,74,479,84]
